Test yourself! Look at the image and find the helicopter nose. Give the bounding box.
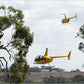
[62,19,65,23]
[34,59,37,63]
[34,59,37,61]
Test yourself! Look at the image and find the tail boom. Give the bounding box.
[69,14,77,19]
[50,51,71,60]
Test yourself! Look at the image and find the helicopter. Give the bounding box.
[34,48,71,66]
[62,14,77,23]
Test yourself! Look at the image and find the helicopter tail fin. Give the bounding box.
[68,51,71,60]
[75,13,77,19]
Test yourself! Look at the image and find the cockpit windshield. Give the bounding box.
[35,55,46,61]
[35,55,42,61]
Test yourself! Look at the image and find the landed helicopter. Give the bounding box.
[62,14,77,23]
[34,48,71,66]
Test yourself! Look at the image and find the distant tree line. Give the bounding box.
[29,67,41,72]
[29,67,65,72]
[0,67,81,72]
[29,67,81,72]
[71,69,81,72]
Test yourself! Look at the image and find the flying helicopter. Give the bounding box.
[61,14,77,23]
[34,48,71,66]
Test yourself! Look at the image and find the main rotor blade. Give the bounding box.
[36,43,56,53]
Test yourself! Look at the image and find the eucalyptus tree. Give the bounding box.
[76,24,84,68]
[77,24,84,52]
[0,5,33,83]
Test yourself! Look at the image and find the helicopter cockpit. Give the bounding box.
[35,55,46,61]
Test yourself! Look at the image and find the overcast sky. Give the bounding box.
[0,0,84,71]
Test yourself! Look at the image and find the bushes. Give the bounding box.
[43,74,84,83]
[43,76,68,83]
[71,74,84,83]
[0,75,8,83]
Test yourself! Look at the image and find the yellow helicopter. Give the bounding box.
[34,48,71,66]
[62,14,77,23]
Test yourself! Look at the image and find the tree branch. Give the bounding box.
[0,45,11,60]
[0,60,4,66]
[0,31,4,39]
[0,67,4,72]
[4,42,12,48]
[4,38,13,48]
[0,57,9,77]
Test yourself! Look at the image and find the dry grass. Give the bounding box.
[30,72,84,75]
[0,72,6,76]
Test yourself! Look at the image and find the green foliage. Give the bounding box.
[0,5,33,83]
[9,73,25,83]
[71,74,84,83]
[9,59,29,83]
[71,69,81,72]
[0,75,8,83]
[77,24,84,52]
[43,74,84,83]
[10,58,29,73]
[0,16,11,30]
[13,25,33,47]
[43,76,67,83]
[0,5,6,10]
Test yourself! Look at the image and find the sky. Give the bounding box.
[0,0,84,71]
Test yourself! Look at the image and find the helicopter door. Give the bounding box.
[41,57,46,60]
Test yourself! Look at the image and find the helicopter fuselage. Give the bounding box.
[35,55,53,64]
[62,18,70,23]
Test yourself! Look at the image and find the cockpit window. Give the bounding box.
[62,19,64,22]
[35,55,42,61]
[35,55,46,61]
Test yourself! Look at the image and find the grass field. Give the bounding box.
[26,72,84,82]
[0,72,6,76]
[30,72,84,75]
